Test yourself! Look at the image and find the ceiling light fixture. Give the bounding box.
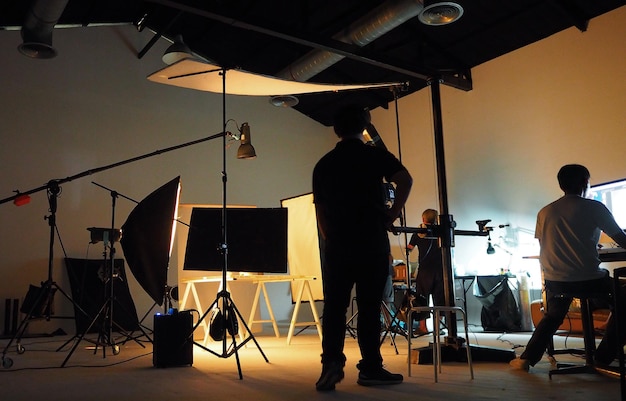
[418,1,464,26]
[269,95,299,108]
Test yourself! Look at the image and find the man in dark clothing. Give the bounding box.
[312,105,412,391]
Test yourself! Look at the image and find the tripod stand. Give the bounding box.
[61,186,151,367]
[346,299,403,354]
[191,67,267,379]
[1,181,90,369]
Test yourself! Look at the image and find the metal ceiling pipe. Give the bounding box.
[277,0,424,82]
[18,0,70,59]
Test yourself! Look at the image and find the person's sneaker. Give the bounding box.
[357,368,403,386]
[315,362,345,391]
[509,357,530,372]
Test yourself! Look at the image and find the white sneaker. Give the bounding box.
[509,357,530,372]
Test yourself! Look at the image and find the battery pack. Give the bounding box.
[153,310,193,368]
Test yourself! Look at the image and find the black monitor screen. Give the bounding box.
[183,207,288,273]
[589,178,626,228]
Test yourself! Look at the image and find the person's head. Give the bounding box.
[332,104,371,138]
[557,164,590,195]
[422,208,438,225]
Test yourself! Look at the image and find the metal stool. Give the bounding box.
[407,305,474,382]
[548,292,605,378]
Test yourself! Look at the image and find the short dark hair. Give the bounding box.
[332,105,370,138]
[557,164,590,193]
[422,209,438,224]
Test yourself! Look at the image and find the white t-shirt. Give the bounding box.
[535,194,623,282]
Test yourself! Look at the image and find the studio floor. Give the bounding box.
[0,324,622,401]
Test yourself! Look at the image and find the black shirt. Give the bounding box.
[312,138,406,255]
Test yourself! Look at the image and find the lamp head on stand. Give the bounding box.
[163,285,179,314]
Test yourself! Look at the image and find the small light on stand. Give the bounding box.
[236,122,257,159]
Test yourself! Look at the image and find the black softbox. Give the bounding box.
[120,176,180,306]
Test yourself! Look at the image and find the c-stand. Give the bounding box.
[1,181,90,369]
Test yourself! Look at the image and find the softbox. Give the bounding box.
[120,176,181,306]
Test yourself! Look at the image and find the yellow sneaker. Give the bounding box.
[509,357,530,372]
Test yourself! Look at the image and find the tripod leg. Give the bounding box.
[61,297,111,367]
[379,302,399,354]
[227,296,269,363]
[225,306,244,380]
[107,295,152,347]
[191,291,268,379]
[2,281,54,366]
[53,281,95,352]
[345,309,358,339]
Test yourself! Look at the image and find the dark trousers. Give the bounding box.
[320,252,388,372]
[520,274,624,365]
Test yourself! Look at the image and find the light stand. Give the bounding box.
[190,68,268,380]
[60,183,153,367]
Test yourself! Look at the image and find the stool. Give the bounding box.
[407,306,474,382]
[549,292,605,378]
[612,267,626,398]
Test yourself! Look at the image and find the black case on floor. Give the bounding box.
[153,310,193,368]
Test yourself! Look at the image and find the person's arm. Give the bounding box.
[314,203,329,241]
[386,168,412,227]
[598,205,626,248]
[607,229,626,249]
[406,233,417,251]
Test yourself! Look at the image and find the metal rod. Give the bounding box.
[1,132,228,206]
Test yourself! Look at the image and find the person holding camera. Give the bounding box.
[312,104,412,391]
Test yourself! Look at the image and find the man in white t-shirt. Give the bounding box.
[510,164,626,371]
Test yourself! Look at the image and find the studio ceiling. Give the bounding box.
[2,0,624,126]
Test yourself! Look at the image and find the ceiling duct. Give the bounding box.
[18,0,70,59]
[277,0,425,82]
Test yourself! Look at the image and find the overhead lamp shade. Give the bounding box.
[237,122,257,159]
[162,34,193,65]
[418,1,464,26]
